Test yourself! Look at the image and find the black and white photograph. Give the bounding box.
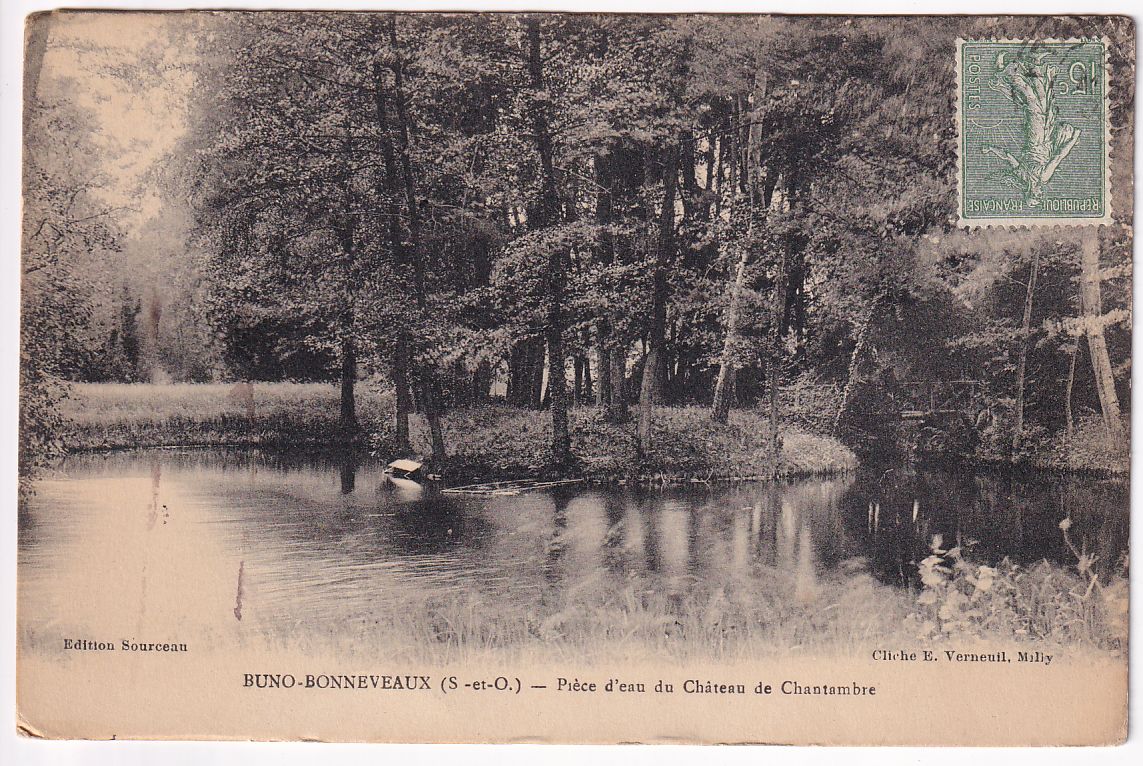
[11,6,1134,746]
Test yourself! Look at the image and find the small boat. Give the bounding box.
[385,459,423,480]
[382,459,426,493]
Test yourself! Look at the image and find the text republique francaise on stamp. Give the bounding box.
[957,39,1112,227]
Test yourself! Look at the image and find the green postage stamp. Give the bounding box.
[957,39,1111,226]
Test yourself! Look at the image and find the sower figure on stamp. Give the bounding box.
[984,50,1082,207]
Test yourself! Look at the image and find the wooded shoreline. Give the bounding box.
[57,383,856,483]
[56,382,1127,483]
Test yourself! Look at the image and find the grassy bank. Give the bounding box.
[61,382,396,451]
[419,404,856,483]
[968,413,1130,476]
[242,550,1125,664]
[60,383,857,482]
[248,561,915,663]
[21,546,1124,668]
[1039,416,1131,475]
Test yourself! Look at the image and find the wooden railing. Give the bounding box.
[898,380,983,419]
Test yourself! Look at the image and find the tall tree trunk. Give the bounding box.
[680,129,699,221]
[471,360,491,405]
[575,336,592,403]
[526,16,570,464]
[713,98,770,423]
[1012,250,1040,455]
[339,331,357,434]
[530,340,545,409]
[834,308,873,435]
[766,301,786,474]
[671,341,686,403]
[381,16,446,462]
[654,320,670,401]
[637,142,680,459]
[373,55,414,453]
[508,339,545,409]
[573,357,584,405]
[393,334,412,452]
[713,130,727,219]
[767,357,782,471]
[335,176,359,437]
[595,326,611,406]
[594,152,624,423]
[581,350,592,402]
[611,347,626,414]
[1064,339,1078,438]
[711,248,748,423]
[339,455,357,495]
[1077,229,1123,438]
[765,176,798,473]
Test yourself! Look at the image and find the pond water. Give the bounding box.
[19,450,1128,648]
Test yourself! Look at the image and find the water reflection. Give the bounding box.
[339,456,356,495]
[18,451,1128,647]
[845,464,1130,585]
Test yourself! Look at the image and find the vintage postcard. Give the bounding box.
[17,11,1132,745]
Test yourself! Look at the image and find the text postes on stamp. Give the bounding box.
[957,39,1111,227]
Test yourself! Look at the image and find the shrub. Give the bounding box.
[781,373,844,435]
[906,528,1127,652]
[1047,415,1129,474]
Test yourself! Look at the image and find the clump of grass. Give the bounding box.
[512,566,911,663]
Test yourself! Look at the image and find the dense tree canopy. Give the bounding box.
[24,13,1134,472]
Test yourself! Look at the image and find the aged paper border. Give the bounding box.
[3,0,1140,762]
[955,37,1115,228]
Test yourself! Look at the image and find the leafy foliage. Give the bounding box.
[908,532,1127,651]
[22,14,1134,478]
[21,87,122,491]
